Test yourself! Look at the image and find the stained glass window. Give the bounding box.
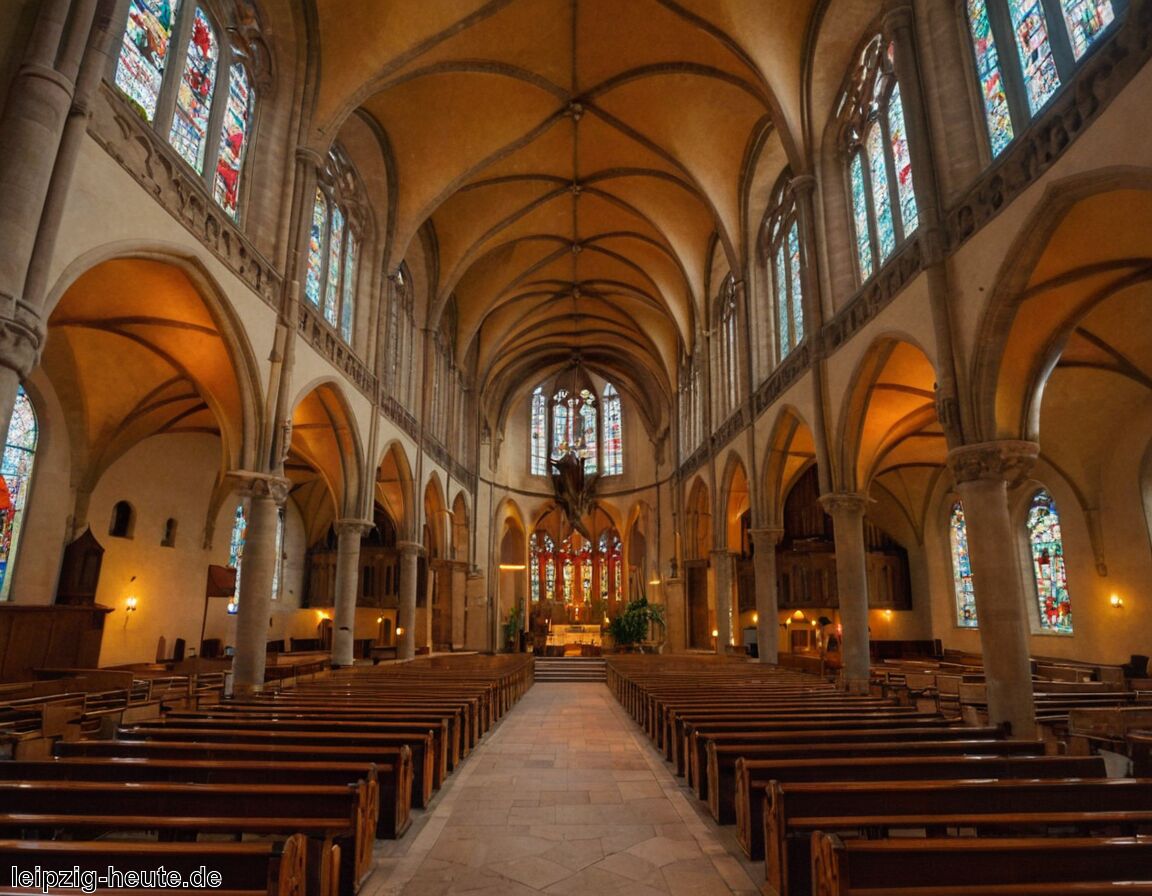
[0,388,37,602]
[887,85,918,235]
[1061,0,1115,58]
[271,507,284,600]
[229,503,246,594]
[305,189,326,305]
[543,535,556,601]
[214,63,252,219]
[530,388,547,475]
[774,244,790,357]
[341,232,358,343]
[599,533,609,600]
[580,542,592,604]
[1009,0,1061,114]
[603,383,623,476]
[168,8,218,173]
[115,0,180,122]
[580,391,598,474]
[787,223,804,345]
[529,534,540,602]
[551,391,569,457]
[850,153,874,280]
[866,124,897,262]
[949,501,978,627]
[562,556,574,603]
[324,206,345,327]
[1027,489,1073,633]
[967,0,1015,156]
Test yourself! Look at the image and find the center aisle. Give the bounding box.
[366,681,761,895]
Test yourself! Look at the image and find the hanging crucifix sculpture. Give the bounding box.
[550,447,598,542]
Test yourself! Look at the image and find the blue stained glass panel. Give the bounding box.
[529,534,540,602]
[787,223,804,347]
[305,190,326,305]
[168,7,218,173]
[866,124,896,262]
[213,64,252,219]
[551,393,569,458]
[115,0,180,122]
[1061,0,1115,59]
[0,387,37,602]
[530,388,547,475]
[850,153,874,280]
[967,0,1015,156]
[887,84,918,236]
[324,206,345,327]
[341,232,358,342]
[1027,489,1073,633]
[1009,0,1061,114]
[774,245,789,358]
[228,503,246,595]
[603,384,623,476]
[580,397,598,475]
[950,501,978,627]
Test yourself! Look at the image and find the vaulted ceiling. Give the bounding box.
[309,0,823,435]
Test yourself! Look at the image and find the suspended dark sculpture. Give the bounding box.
[550,447,597,542]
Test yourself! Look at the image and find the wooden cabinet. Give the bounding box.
[776,547,909,610]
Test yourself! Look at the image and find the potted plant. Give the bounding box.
[502,605,522,652]
[608,596,666,652]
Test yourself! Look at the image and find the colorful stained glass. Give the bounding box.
[341,232,358,342]
[324,206,345,327]
[1027,489,1073,633]
[603,384,623,475]
[967,0,1015,156]
[787,223,804,347]
[305,189,326,305]
[271,507,284,599]
[228,503,246,595]
[579,390,598,474]
[169,7,218,173]
[1009,0,1061,114]
[580,542,592,603]
[0,388,37,602]
[866,124,896,262]
[1061,0,1115,59]
[562,557,574,604]
[551,391,569,457]
[115,0,180,122]
[774,245,789,358]
[529,534,540,602]
[850,153,874,280]
[887,84,918,236]
[530,387,547,475]
[949,501,978,627]
[213,63,252,219]
[543,535,556,601]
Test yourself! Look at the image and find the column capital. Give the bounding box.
[0,315,44,377]
[947,440,1039,487]
[334,518,374,537]
[227,470,292,505]
[748,527,785,546]
[818,492,870,517]
[397,540,425,556]
[295,146,326,168]
[787,173,817,197]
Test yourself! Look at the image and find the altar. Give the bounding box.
[547,623,603,647]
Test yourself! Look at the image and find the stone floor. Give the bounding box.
[364,682,762,896]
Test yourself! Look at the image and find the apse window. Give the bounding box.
[113,1,258,219]
[530,376,623,477]
[839,36,919,283]
[965,0,1124,158]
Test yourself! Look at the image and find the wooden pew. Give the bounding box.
[0,756,410,839]
[809,834,1152,896]
[770,778,1152,896]
[735,753,1105,859]
[0,780,370,896]
[0,836,307,896]
[115,724,438,808]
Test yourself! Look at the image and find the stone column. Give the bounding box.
[948,441,1040,739]
[450,560,467,650]
[662,576,686,652]
[819,494,871,693]
[230,472,290,695]
[396,541,422,660]
[750,527,785,664]
[712,550,734,654]
[330,519,373,667]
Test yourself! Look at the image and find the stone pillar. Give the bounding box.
[230,472,290,695]
[450,560,467,650]
[948,441,1040,739]
[750,527,785,664]
[396,541,422,660]
[819,494,871,693]
[712,550,734,654]
[663,576,686,652]
[330,519,373,667]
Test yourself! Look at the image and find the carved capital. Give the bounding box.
[818,492,870,518]
[334,518,374,538]
[397,540,424,557]
[295,146,326,168]
[788,173,817,198]
[748,527,785,547]
[227,470,292,504]
[947,440,1039,487]
[0,313,44,377]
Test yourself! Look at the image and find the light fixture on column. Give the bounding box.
[226,598,239,615]
[1110,593,1124,609]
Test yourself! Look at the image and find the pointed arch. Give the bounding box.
[761,406,817,526]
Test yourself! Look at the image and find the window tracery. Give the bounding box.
[764,177,805,363]
[305,148,364,344]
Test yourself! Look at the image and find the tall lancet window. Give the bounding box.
[114,1,258,219]
[530,387,548,475]
[304,148,363,344]
[1027,488,1073,633]
[965,0,1122,158]
[765,176,805,363]
[949,501,978,627]
[0,387,37,602]
[602,383,623,476]
[839,36,919,283]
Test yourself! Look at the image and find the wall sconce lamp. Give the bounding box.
[226,598,239,615]
[752,612,759,624]
[395,626,405,637]
[125,596,138,613]
[1110,594,1124,609]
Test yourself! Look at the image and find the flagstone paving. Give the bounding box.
[366,681,762,895]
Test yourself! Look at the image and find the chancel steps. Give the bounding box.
[534,657,606,683]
